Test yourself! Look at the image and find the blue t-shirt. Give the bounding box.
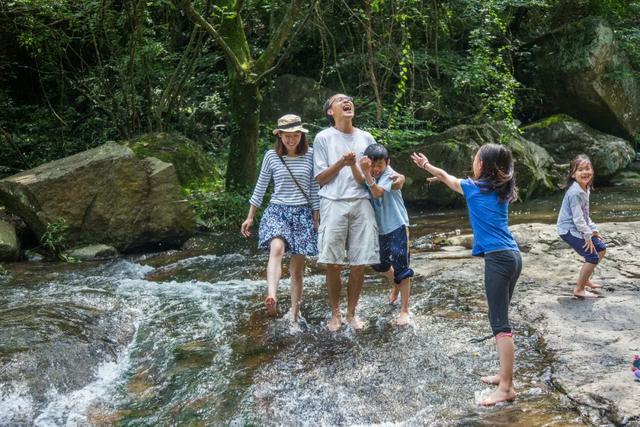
[460,178,519,256]
[368,168,410,235]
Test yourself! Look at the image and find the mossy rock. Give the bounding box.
[122,133,218,187]
[517,17,640,140]
[522,114,635,182]
[392,122,559,207]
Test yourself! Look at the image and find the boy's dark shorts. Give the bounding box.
[560,233,607,264]
[371,225,414,284]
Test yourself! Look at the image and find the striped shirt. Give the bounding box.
[249,149,320,209]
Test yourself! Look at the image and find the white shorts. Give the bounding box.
[318,198,380,265]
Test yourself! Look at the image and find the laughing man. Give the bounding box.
[313,93,404,331]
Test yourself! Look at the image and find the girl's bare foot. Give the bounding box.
[480,374,501,385]
[388,285,400,304]
[396,311,410,326]
[327,315,342,332]
[346,316,364,330]
[265,296,277,316]
[573,289,601,299]
[480,387,516,406]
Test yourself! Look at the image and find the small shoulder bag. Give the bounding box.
[278,155,311,204]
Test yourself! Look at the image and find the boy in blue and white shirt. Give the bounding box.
[359,144,414,325]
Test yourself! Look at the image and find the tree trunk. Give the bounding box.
[225,75,261,190]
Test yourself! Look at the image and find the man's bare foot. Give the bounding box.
[586,281,602,289]
[480,387,516,406]
[480,374,501,385]
[327,315,342,332]
[346,316,364,330]
[388,285,400,304]
[573,289,601,299]
[265,296,277,316]
[395,311,410,326]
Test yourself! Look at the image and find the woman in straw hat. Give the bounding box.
[241,114,319,323]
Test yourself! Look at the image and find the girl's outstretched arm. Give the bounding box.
[411,152,463,195]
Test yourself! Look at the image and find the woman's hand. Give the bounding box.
[592,231,603,240]
[313,210,320,230]
[411,152,429,169]
[240,218,253,237]
[583,238,596,254]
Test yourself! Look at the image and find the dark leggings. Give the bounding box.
[484,250,522,336]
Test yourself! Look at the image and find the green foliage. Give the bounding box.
[1,0,639,194]
[184,182,253,230]
[452,0,519,127]
[40,218,76,261]
[0,264,7,276]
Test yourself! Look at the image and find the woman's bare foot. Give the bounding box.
[388,285,400,304]
[480,387,516,406]
[265,296,277,316]
[573,288,601,299]
[480,374,501,385]
[395,311,410,326]
[586,281,602,289]
[327,315,342,332]
[346,316,364,330]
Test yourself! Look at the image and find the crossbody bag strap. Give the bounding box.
[278,155,311,204]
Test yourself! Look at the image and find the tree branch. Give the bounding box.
[254,0,303,75]
[180,0,245,77]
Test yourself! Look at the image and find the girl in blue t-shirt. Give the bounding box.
[411,144,521,407]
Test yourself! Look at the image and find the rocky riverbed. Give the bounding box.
[412,221,640,425]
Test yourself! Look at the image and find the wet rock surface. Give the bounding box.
[412,221,640,425]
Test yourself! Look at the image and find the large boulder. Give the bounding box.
[518,17,640,141]
[521,114,635,182]
[0,219,19,261]
[261,74,335,122]
[121,132,218,187]
[0,142,195,252]
[391,122,559,206]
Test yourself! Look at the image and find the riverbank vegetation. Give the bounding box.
[1,0,639,229]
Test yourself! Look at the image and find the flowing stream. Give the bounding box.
[1,186,639,426]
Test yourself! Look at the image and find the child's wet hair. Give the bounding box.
[564,154,593,190]
[363,144,389,161]
[475,143,518,203]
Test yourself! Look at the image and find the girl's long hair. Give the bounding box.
[564,154,593,190]
[475,143,518,203]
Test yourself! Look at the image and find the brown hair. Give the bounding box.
[274,132,308,156]
[474,143,518,203]
[564,154,593,190]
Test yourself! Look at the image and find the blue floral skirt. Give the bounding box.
[258,203,318,256]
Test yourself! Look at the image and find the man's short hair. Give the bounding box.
[323,96,336,126]
[364,143,389,161]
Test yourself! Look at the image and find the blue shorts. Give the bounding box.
[560,233,607,265]
[371,225,414,284]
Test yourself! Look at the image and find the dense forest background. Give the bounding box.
[1,0,639,228]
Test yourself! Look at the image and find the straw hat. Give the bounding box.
[272,114,309,135]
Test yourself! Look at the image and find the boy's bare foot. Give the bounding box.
[388,285,400,304]
[480,387,516,406]
[573,289,601,299]
[586,281,602,289]
[327,315,342,332]
[265,296,277,316]
[396,311,410,326]
[346,316,364,330]
[480,374,501,385]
